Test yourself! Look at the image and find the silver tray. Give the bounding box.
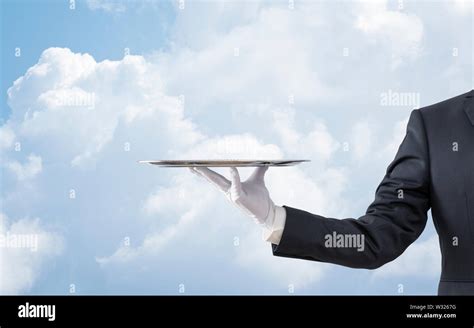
[138,159,310,167]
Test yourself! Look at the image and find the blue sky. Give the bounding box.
[0,0,472,295]
[1,0,175,123]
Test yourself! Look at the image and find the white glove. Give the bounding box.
[189,166,276,227]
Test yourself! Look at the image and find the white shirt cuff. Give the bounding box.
[262,206,286,245]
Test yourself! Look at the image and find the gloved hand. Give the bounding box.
[189,166,276,227]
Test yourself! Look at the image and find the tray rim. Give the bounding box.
[137,159,310,167]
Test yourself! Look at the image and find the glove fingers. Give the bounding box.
[229,167,243,197]
[192,167,231,192]
[188,167,201,177]
[248,166,268,182]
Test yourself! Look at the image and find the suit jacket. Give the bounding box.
[273,90,474,295]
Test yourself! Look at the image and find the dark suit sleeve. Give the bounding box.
[272,110,431,269]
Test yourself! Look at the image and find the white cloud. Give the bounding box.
[7,48,203,168]
[142,173,216,218]
[97,173,216,264]
[86,0,126,12]
[170,0,263,50]
[272,107,340,164]
[355,0,424,68]
[176,134,283,160]
[349,121,373,162]
[86,0,174,13]
[449,0,473,14]
[153,0,426,116]
[0,125,15,150]
[154,5,334,111]
[0,213,63,294]
[3,47,208,292]
[5,154,42,181]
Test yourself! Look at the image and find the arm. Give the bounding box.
[272,110,431,269]
[190,109,431,270]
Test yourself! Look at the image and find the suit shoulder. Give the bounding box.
[419,91,471,118]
